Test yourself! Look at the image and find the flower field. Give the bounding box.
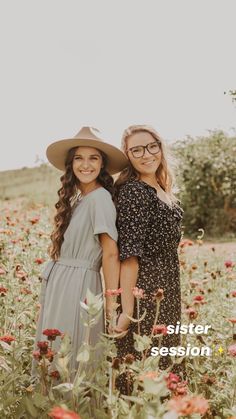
[0,198,236,418]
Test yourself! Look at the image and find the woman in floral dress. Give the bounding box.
[114,125,185,394]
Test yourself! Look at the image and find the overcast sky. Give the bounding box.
[0,0,235,171]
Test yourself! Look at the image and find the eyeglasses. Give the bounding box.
[127,141,161,159]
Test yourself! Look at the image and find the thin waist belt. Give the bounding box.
[57,258,100,272]
[41,258,100,281]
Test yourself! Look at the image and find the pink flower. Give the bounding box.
[48,406,81,419]
[168,395,209,416]
[152,324,168,335]
[32,350,42,361]
[228,344,236,357]
[225,260,235,268]
[34,258,45,265]
[165,372,180,390]
[132,287,145,298]
[139,371,159,381]
[105,288,123,296]
[231,291,236,297]
[228,318,236,324]
[0,268,6,275]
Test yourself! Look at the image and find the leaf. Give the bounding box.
[52,382,74,393]
[121,395,144,405]
[32,392,49,409]
[163,411,178,419]
[24,397,39,418]
[73,370,86,391]
[76,344,90,362]
[133,333,152,352]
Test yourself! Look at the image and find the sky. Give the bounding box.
[0,0,235,171]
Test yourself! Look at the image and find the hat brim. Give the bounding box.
[46,138,128,175]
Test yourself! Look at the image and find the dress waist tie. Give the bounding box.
[41,258,100,281]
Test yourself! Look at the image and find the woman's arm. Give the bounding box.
[116,256,139,332]
[99,233,120,318]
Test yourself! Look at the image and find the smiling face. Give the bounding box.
[126,131,162,177]
[72,146,103,186]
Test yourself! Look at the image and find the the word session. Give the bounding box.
[151,323,212,357]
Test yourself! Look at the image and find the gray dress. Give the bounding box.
[32,187,118,378]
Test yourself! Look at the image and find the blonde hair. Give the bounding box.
[116,124,177,202]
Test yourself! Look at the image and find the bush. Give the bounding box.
[173,131,236,237]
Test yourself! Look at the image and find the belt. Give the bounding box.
[57,258,100,272]
[41,258,100,281]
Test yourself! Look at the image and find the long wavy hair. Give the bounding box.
[49,147,114,260]
[115,124,177,202]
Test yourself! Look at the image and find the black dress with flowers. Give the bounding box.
[115,180,184,393]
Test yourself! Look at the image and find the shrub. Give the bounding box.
[173,131,236,237]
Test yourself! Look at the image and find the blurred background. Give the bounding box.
[0,0,235,239]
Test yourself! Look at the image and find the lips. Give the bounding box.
[142,160,155,166]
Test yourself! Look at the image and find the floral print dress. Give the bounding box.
[115,179,184,393]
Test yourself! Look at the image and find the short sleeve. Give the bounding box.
[116,182,151,261]
[90,190,118,242]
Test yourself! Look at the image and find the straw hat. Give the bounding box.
[46,126,128,174]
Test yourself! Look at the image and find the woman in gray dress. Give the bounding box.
[32,126,128,379]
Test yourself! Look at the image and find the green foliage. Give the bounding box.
[173,131,236,237]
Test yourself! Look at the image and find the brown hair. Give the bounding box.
[49,147,114,260]
[115,124,177,201]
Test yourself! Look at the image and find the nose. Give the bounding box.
[143,147,152,158]
[80,159,90,169]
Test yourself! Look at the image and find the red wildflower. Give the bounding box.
[45,349,55,362]
[34,258,45,265]
[228,318,236,324]
[231,291,236,297]
[105,288,123,296]
[37,341,49,354]
[29,216,40,225]
[50,370,60,379]
[20,287,32,295]
[132,287,145,298]
[153,288,164,301]
[228,344,236,357]
[0,268,6,275]
[225,260,235,268]
[0,335,15,344]
[152,324,168,335]
[193,295,205,302]
[179,239,194,248]
[185,307,198,320]
[43,329,62,341]
[0,286,8,296]
[48,406,81,419]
